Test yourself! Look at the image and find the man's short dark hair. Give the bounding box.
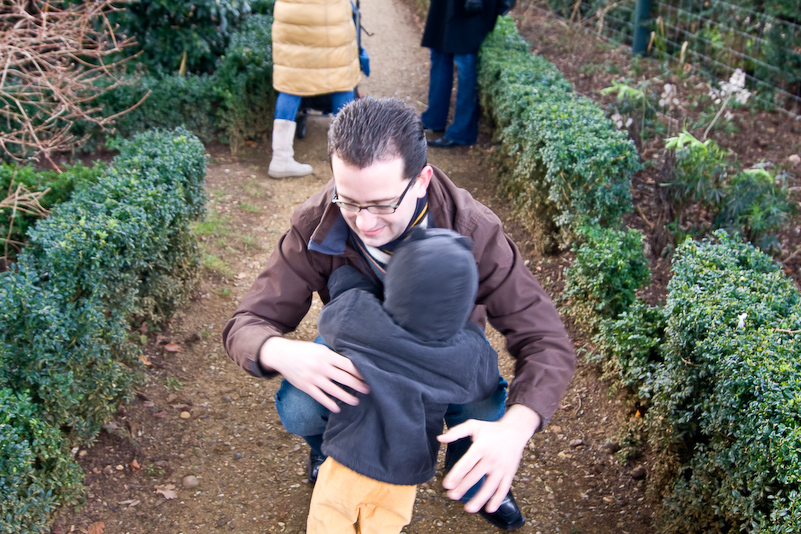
[328,97,427,180]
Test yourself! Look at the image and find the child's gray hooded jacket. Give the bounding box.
[317,228,499,485]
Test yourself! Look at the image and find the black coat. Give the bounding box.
[421,0,502,55]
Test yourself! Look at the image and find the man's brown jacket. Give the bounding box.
[222,166,576,426]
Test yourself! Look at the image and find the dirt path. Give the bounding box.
[54,2,656,533]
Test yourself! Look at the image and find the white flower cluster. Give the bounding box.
[610,112,633,130]
[659,83,680,109]
[708,68,751,106]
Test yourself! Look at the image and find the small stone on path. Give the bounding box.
[630,466,647,480]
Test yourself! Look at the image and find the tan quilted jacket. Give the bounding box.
[272,0,361,96]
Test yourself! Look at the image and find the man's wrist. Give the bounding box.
[502,404,542,440]
[258,336,285,374]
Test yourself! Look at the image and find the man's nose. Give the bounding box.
[355,209,378,230]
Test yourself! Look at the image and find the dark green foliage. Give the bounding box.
[250,0,276,14]
[94,74,219,144]
[110,0,254,74]
[715,168,796,254]
[601,80,667,150]
[80,13,277,153]
[0,163,105,261]
[662,132,795,253]
[0,388,84,534]
[594,300,667,399]
[643,231,801,533]
[0,263,137,444]
[107,127,208,222]
[562,225,651,330]
[213,14,276,153]
[661,132,730,243]
[479,17,641,250]
[0,128,207,531]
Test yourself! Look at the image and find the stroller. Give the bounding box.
[295,0,370,139]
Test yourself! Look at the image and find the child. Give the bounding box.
[307,228,500,534]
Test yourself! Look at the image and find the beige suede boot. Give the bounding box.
[268,119,313,178]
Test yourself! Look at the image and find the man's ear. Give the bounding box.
[415,165,433,198]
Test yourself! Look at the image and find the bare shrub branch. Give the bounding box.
[1,180,50,260]
[0,0,140,168]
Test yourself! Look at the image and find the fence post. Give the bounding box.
[632,0,653,56]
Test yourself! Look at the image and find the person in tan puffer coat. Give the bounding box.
[269,0,361,178]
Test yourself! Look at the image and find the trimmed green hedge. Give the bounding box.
[478,16,641,251]
[562,225,650,330]
[654,231,801,533]
[0,163,105,263]
[213,13,276,153]
[93,13,275,154]
[0,128,207,532]
[0,388,84,534]
[596,231,801,534]
[94,74,219,144]
[481,12,801,534]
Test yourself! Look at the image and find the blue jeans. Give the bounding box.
[275,369,508,503]
[420,49,480,145]
[274,91,355,121]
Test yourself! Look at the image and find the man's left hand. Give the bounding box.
[437,404,541,513]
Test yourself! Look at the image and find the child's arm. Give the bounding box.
[327,266,381,300]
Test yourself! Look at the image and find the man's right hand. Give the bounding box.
[259,337,369,413]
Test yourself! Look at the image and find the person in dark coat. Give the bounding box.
[306,228,499,534]
[422,0,513,148]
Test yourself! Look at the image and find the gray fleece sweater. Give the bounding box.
[317,228,499,485]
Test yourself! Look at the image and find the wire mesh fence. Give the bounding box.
[536,0,801,118]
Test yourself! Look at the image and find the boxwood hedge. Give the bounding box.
[0,388,84,534]
[478,16,641,250]
[478,13,801,534]
[91,13,275,154]
[0,163,105,264]
[0,128,207,532]
[562,225,650,330]
[597,232,801,534]
[652,231,801,534]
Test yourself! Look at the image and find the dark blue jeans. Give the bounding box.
[420,49,480,145]
[275,369,507,502]
[274,90,355,121]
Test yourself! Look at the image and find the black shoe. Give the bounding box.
[478,491,525,531]
[307,449,326,485]
[427,135,462,149]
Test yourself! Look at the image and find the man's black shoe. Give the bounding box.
[307,449,326,485]
[427,135,461,149]
[478,491,526,531]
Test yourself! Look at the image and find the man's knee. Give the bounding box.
[275,380,329,436]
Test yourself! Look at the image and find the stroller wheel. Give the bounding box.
[296,114,307,139]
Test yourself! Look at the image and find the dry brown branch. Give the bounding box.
[1,180,50,260]
[0,0,140,168]
[774,328,801,335]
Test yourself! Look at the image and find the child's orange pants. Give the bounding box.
[307,458,417,534]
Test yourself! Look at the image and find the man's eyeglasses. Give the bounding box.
[332,177,417,215]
